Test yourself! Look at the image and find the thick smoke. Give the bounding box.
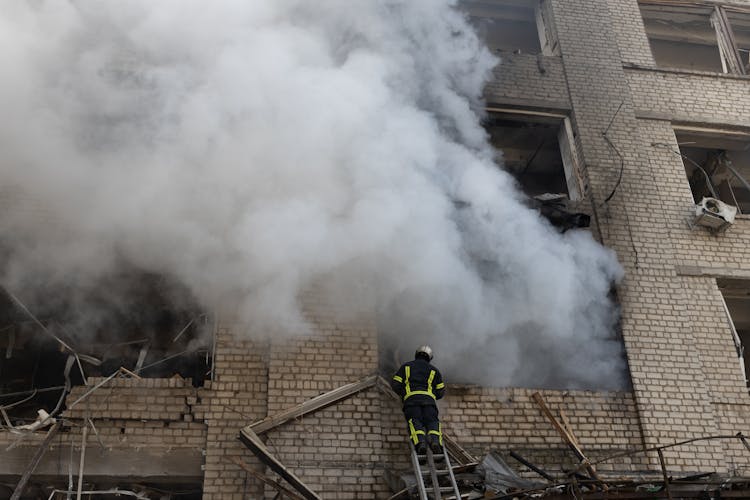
[0,0,626,389]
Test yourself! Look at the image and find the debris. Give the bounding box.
[239,426,322,500]
[10,421,61,500]
[5,290,76,354]
[6,326,14,359]
[15,409,56,431]
[134,342,149,372]
[47,488,149,499]
[229,456,305,500]
[247,375,377,435]
[481,452,542,496]
[509,449,556,483]
[172,317,196,343]
[531,392,604,487]
[75,425,88,500]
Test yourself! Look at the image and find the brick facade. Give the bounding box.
[6,0,750,497]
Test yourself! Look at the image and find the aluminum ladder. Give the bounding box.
[409,442,462,500]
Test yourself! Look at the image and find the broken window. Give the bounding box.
[485,110,581,198]
[484,109,588,231]
[639,1,750,75]
[718,278,750,387]
[675,128,750,215]
[0,269,211,425]
[459,0,554,55]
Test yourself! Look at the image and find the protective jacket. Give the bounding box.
[391,357,445,407]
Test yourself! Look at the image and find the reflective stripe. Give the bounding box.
[403,367,437,401]
[428,423,443,445]
[408,419,425,445]
[392,375,403,383]
[435,382,445,389]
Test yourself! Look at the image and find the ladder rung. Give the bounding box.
[419,469,450,476]
[425,486,457,493]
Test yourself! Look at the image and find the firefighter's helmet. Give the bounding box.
[415,345,433,361]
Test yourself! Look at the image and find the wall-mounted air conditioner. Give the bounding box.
[693,197,737,232]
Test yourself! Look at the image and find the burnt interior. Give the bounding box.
[485,114,569,198]
[0,268,210,424]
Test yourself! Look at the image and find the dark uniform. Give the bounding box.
[391,356,445,452]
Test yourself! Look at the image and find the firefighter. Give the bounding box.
[391,345,445,455]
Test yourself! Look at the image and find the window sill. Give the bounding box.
[623,63,750,81]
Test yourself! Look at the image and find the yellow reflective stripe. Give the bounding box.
[428,424,443,445]
[403,366,438,401]
[405,390,434,398]
[408,419,424,445]
[435,382,445,389]
[392,375,403,383]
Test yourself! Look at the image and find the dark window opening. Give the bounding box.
[485,112,580,198]
[0,268,210,425]
[485,111,590,231]
[639,2,750,75]
[675,129,750,214]
[718,278,750,387]
[459,0,546,55]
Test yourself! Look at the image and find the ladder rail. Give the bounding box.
[426,449,443,500]
[440,447,462,500]
[409,443,429,500]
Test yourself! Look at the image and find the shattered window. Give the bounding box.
[459,0,545,55]
[675,129,750,215]
[0,271,210,425]
[485,111,590,231]
[718,278,750,387]
[639,2,750,75]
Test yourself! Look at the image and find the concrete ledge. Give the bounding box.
[1,446,203,483]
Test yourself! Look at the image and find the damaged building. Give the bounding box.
[3,0,750,499]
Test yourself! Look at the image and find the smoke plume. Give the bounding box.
[0,0,626,389]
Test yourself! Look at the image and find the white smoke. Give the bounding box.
[0,0,626,389]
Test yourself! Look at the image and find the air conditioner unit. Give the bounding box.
[693,197,737,231]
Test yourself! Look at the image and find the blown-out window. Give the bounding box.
[459,0,557,55]
[675,128,750,214]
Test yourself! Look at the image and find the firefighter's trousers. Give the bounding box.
[403,403,442,447]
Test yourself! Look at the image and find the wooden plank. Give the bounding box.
[246,375,377,435]
[228,456,305,500]
[239,426,322,500]
[558,410,581,450]
[531,392,604,487]
[10,422,61,500]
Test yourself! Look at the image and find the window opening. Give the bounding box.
[675,129,750,214]
[0,269,210,426]
[639,2,750,75]
[718,278,750,387]
[459,0,545,55]
[485,110,589,231]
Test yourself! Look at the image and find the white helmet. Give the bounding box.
[415,345,433,361]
